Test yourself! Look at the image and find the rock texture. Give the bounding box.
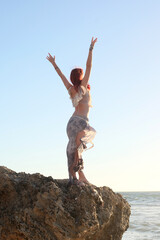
[0,166,130,240]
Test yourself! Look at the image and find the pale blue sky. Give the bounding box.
[0,0,160,191]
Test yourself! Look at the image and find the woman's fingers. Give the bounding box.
[94,38,97,43]
[91,37,98,45]
[46,55,51,60]
[47,53,53,58]
[46,53,55,63]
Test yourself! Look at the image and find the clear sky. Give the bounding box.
[0,0,160,191]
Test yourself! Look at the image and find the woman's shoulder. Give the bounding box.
[68,86,77,98]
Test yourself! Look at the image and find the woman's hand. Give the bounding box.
[46,53,55,65]
[91,37,98,47]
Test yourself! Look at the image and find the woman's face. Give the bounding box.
[79,71,84,80]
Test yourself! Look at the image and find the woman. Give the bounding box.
[46,37,97,186]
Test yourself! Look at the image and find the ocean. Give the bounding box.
[120,192,160,240]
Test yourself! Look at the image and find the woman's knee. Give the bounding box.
[76,130,85,146]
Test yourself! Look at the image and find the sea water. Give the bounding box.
[121,192,160,240]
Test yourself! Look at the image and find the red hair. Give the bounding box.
[70,68,90,92]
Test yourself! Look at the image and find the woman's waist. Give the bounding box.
[78,101,93,108]
[72,112,89,122]
[75,104,91,114]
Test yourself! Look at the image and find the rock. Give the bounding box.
[0,166,130,240]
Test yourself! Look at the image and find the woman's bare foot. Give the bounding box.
[73,177,85,186]
[78,170,90,184]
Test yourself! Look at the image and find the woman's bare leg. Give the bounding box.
[69,166,77,180]
[69,152,85,186]
[75,131,90,184]
[69,149,79,181]
[69,130,90,185]
[78,170,89,183]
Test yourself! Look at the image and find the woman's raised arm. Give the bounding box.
[81,37,97,88]
[46,53,72,90]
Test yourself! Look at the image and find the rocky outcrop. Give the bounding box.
[0,166,130,240]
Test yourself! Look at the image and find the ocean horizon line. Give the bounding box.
[117,190,160,193]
